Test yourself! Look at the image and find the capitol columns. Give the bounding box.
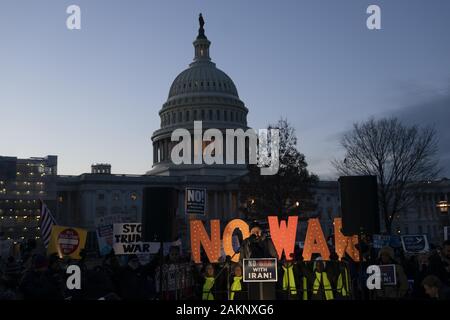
[214,191,219,219]
[228,191,233,219]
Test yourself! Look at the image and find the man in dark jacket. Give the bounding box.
[19,255,64,300]
[422,274,450,300]
[239,222,277,300]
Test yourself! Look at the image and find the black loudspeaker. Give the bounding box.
[338,176,380,236]
[141,187,178,242]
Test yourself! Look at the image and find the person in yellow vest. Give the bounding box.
[335,259,352,299]
[304,256,335,300]
[229,264,247,300]
[277,257,301,300]
[201,263,216,300]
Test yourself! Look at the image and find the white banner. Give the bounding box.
[113,223,159,255]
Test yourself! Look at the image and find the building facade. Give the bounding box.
[0,155,57,242]
[311,179,450,245]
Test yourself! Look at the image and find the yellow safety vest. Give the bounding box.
[302,276,308,300]
[313,272,334,300]
[202,277,215,300]
[337,267,350,297]
[282,265,297,295]
[230,276,242,300]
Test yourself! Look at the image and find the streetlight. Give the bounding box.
[436,200,449,214]
[436,201,449,240]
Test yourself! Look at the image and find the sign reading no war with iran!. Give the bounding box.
[185,187,206,215]
[243,258,278,282]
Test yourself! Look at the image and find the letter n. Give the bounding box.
[190,219,221,263]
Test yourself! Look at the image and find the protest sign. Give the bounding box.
[95,214,122,256]
[185,187,206,215]
[401,235,429,254]
[243,258,278,282]
[113,223,160,255]
[155,263,194,293]
[373,234,391,249]
[47,226,87,259]
[379,264,397,286]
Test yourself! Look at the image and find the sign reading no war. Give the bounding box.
[185,187,206,215]
[113,223,160,255]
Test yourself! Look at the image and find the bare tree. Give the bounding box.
[333,118,440,234]
[240,119,318,219]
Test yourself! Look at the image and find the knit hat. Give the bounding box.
[313,256,326,270]
[378,246,395,260]
[249,221,261,230]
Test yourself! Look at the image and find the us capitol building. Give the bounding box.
[55,15,250,244]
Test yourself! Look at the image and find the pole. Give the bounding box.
[357,232,365,300]
[159,239,164,300]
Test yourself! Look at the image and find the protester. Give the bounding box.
[307,257,335,300]
[334,258,352,299]
[201,263,217,300]
[19,254,64,300]
[374,246,409,300]
[240,222,277,299]
[116,255,150,299]
[422,275,450,300]
[229,264,247,300]
[278,257,301,300]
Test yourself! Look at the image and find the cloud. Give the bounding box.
[388,86,450,178]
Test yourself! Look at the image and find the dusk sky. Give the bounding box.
[1,0,449,179]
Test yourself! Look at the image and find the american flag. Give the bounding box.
[40,201,57,248]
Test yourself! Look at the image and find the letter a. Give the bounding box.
[66,5,81,30]
[66,265,81,289]
[366,265,381,290]
[366,5,381,30]
[302,218,330,261]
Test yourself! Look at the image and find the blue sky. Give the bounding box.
[1,0,449,178]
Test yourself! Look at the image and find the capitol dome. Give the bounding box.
[167,64,239,100]
[149,14,249,176]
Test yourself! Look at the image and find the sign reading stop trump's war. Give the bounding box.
[113,223,160,255]
[47,225,87,259]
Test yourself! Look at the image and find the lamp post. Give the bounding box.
[436,200,449,215]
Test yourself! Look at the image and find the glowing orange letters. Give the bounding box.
[302,218,330,261]
[268,216,298,260]
[334,217,360,262]
[190,217,358,263]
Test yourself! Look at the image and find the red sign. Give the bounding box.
[57,228,80,255]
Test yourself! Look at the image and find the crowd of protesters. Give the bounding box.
[1,234,449,300]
